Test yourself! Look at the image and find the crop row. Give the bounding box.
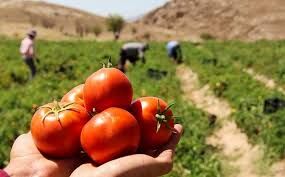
[0,39,222,177]
[196,40,285,86]
[182,41,285,161]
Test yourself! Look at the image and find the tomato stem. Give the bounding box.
[107,58,113,68]
[102,58,113,68]
[40,101,78,125]
[155,101,175,133]
[161,103,175,114]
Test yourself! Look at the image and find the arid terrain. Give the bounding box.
[1,0,285,41]
[139,0,285,41]
[0,0,108,40]
[0,0,175,41]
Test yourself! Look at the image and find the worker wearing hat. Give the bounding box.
[20,29,37,79]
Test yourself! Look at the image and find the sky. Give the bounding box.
[44,0,169,20]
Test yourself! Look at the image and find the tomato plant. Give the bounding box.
[80,107,140,164]
[83,68,133,113]
[61,84,84,107]
[130,97,174,151]
[30,101,90,158]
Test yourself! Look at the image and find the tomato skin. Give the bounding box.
[61,84,84,107]
[130,97,174,151]
[81,107,140,164]
[31,102,90,158]
[83,68,133,113]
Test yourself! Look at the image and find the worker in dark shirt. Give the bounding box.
[166,41,183,64]
[118,42,149,72]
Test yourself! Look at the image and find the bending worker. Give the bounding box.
[166,40,183,64]
[118,42,149,72]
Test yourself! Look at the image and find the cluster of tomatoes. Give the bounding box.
[30,66,175,165]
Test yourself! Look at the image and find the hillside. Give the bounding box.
[139,0,285,41]
[0,0,105,40]
[0,0,178,41]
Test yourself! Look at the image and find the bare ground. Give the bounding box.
[243,68,285,177]
[272,160,285,177]
[176,65,231,118]
[244,68,285,95]
[176,64,265,177]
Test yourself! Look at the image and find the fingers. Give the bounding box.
[166,124,183,150]
[70,163,97,177]
[157,124,183,160]
[150,124,182,175]
[72,125,183,177]
[10,132,41,158]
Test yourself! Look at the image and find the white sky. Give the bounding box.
[44,0,169,19]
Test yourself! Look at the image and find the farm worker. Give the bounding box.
[118,42,149,72]
[166,41,183,64]
[20,29,37,79]
[114,31,120,40]
[1,125,183,177]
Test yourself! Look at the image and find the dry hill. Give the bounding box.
[0,0,174,41]
[0,0,105,40]
[139,0,285,41]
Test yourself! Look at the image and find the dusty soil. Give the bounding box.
[244,68,285,95]
[5,0,285,41]
[140,0,285,41]
[272,160,285,177]
[176,65,231,118]
[176,64,266,177]
[243,68,285,177]
[0,0,184,41]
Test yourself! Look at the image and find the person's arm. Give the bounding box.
[138,49,145,64]
[29,41,35,58]
[177,46,182,61]
[20,41,29,56]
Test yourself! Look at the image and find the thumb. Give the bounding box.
[157,124,183,161]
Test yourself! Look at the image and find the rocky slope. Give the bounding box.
[140,0,285,40]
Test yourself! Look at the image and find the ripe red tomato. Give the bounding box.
[130,97,174,151]
[83,68,133,113]
[61,84,84,107]
[31,101,90,158]
[81,107,140,164]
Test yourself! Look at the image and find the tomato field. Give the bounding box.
[1,37,285,176]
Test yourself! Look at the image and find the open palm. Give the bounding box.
[71,124,183,177]
[5,132,82,177]
[4,124,182,177]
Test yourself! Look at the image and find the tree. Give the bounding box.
[106,14,125,40]
[75,20,85,37]
[93,25,102,37]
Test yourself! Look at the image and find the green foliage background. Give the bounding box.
[1,38,285,176]
[0,39,221,177]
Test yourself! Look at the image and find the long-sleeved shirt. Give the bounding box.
[20,37,35,59]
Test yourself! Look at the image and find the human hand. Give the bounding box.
[4,132,82,177]
[71,124,183,177]
[4,124,182,177]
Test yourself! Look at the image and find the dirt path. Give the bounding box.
[176,64,264,177]
[244,68,285,177]
[244,68,285,94]
[272,160,285,177]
